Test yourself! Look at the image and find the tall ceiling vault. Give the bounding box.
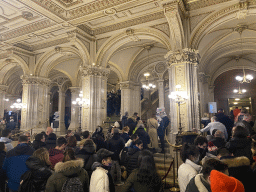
[1,0,256,95]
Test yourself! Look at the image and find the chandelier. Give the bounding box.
[142,45,156,90]
[233,85,246,94]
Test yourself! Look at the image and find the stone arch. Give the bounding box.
[96,28,172,68]
[107,62,124,83]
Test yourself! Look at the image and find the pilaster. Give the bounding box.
[69,87,80,131]
[0,85,8,119]
[157,79,165,109]
[81,66,110,132]
[21,76,51,134]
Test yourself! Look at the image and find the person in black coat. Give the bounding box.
[121,126,130,143]
[135,121,150,150]
[0,142,6,192]
[226,126,252,161]
[215,109,233,140]
[125,139,143,176]
[107,128,125,184]
[76,139,97,178]
[22,148,52,192]
[45,133,57,150]
[127,113,138,135]
[157,113,170,153]
[32,133,46,150]
[92,126,107,151]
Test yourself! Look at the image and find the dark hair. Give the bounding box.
[18,135,29,143]
[233,126,248,138]
[217,147,232,157]
[180,143,200,163]
[66,130,72,135]
[56,137,67,147]
[0,142,5,151]
[133,112,138,116]
[63,148,76,162]
[67,136,77,148]
[48,133,57,140]
[212,129,218,136]
[201,158,228,179]
[131,134,138,140]
[134,139,143,146]
[41,131,47,138]
[82,131,90,139]
[35,133,44,141]
[212,116,218,121]
[137,150,161,187]
[2,129,11,137]
[194,136,208,146]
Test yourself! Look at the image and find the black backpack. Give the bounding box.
[61,176,83,192]
[119,147,129,166]
[18,170,36,192]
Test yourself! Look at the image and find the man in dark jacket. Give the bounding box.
[2,135,34,192]
[185,158,228,192]
[121,112,129,129]
[45,133,57,150]
[127,112,139,135]
[158,112,169,153]
[134,121,150,149]
[49,137,67,169]
[125,139,143,176]
[107,128,125,185]
[215,108,233,140]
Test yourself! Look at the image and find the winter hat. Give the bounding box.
[210,170,244,192]
[114,121,120,128]
[97,148,114,162]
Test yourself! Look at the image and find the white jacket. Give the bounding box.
[90,166,109,192]
[178,159,202,192]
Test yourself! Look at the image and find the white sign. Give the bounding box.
[208,102,217,113]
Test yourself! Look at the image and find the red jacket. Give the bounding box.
[49,148,64,169]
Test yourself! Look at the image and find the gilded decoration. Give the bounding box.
[81,67,110,78]
[165,48,200,65]
[21,76,51,87]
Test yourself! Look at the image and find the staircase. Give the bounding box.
[141,89,159,120]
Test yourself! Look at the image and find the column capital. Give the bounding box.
[21,76,51,86]
[198,72,210,84]
[69,87,80,94]
[80,66,110,78]
[120,81,139,90]
[165,48,200,66]
[0,85,8,92]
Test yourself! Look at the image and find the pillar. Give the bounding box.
[157,79,165,109]
[81,66,110,132]
[21,76,51,134]
[69,87,80,131]
[198,73,211,115]
[0,85,8,119]
[58,89,66,135]
[165,48,200,136]
[120,81,141,118]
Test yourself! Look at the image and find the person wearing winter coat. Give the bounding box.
[32,133,46,150]
[90,148,115,192]
[121,112,129,129]
[157,112,170,153]
[121,126,130,143]
[185,158,228,192]
[127,113,139,135]
[45,148,89,192]
[178,144,202,192]
[21,148,52,192]
[2,135,34,192]
[92,126,107,151]
[0,142,6,192]
[49,137,67,169]
[76,139,97,178]
[134,121,150,150]
[107,128,125,185]
[0,129,13,152]
[45,133,57,150]
[147,115,159,151]
[125,139,143,176]
[226,126,252,161]
[122,150,162,192]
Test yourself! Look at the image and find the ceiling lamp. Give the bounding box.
[235,98,240,101]
[233,85,246,94]
[235,67,253,83]
[142,45,156,90]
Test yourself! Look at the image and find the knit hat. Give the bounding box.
[96,148,114,162]
[210,170,244,192]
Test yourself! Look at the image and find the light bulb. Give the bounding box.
[233,89,238,93]
[72,101,77,105]
[176,85,181,89]
[242,89,246,93]
[235,98,240,101]
[149,83,153,87]
[246,74,253,80]
[235,76,243,81]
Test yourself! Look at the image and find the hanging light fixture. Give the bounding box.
[233,84,246,94]
[234,25,253,83]
[142,45,156,90]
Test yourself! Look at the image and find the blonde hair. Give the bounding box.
[123,126,130,133]
[33,148,51,166]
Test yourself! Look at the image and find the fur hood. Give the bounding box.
[55,159,84,176]
[221,156,250,168]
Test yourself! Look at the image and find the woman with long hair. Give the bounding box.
[66,135,79,154]
[122,150,162,192]
[32,133,46,150]
[45,148,89,192]
[20,148,52,192]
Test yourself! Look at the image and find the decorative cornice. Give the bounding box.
[165,48,200,65]
[81,66,110,77]
[21,76,51,86]
[185,0,232,11]
[0,85,8,92]
[0,50,13,60]
[120,81,139,90]
[198,72,210,84]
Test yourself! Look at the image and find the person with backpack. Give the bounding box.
[45,148,89,192]
[18,148,52,192]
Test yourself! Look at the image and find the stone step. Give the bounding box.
[154,156,173,164]
[156,162,174,171]
[154,152,172,159]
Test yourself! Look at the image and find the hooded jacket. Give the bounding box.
[24,156,52,191]
[45,159,89,192]
[49,148,64,169]
[2,143,34,191]
[185,173,211,192]
[125,146,141,176]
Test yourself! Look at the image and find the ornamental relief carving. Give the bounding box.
[0,85,8,92]
[165,48,200,65]
[175,65,185,90]
[81,67,110,77]
[21,76,51,86]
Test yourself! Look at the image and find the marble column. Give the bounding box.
[157,79,165,109]
[120,81,141,118]
[0,85,8,119]
[165,48,200,136]
[198,73,211,115]
[21,76,51,134]
[81,66,110,132]
[58,89,66,135]
[69,87,80,131]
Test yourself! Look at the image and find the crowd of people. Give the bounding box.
[0,111,170,192]
[179,107,256,192]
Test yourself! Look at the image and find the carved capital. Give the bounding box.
[81,67,110,78]
[21,76,51,86]
[165,48,200,65]
[0,85,8,92]
[120,81,138,90]
[198,73,210,84]
[69,87,80,94]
